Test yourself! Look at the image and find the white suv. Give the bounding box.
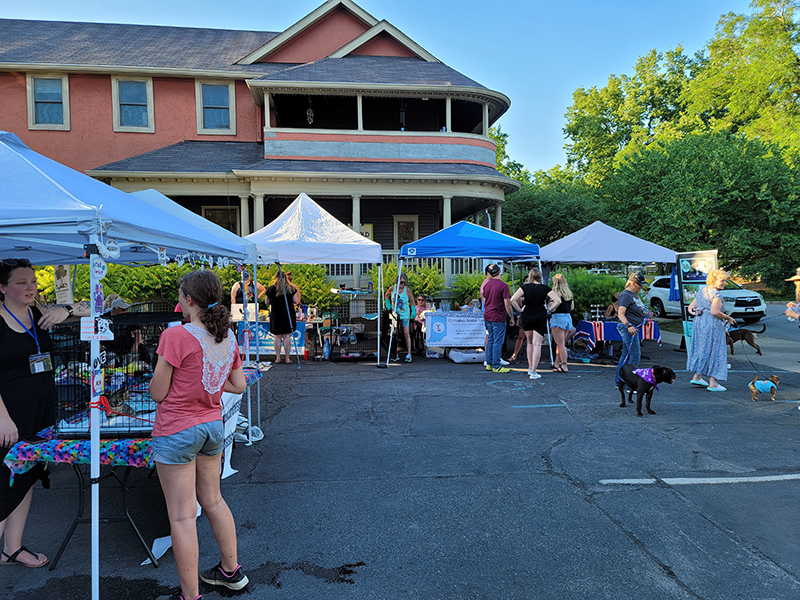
[646,276,766,323]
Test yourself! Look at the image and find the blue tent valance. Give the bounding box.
[398,221,539,261]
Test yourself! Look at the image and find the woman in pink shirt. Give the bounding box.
[150,270,247,600]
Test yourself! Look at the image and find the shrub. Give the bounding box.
[556,268,626,320]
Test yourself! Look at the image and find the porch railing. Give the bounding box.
[322,252,486,285]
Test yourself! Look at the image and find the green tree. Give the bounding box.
[681,0,800,155]
[564,48,695,185]
[489,125,531,183]
[600,131,800,290]
[502,167,603,245]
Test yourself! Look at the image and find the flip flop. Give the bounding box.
[1,547,48,568]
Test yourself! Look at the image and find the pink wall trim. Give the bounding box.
[268,131,495,150]
[262,8,370,63]
[349,33,417,58]
[263,155,496,168]
[0,72,261,172]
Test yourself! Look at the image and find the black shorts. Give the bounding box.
[521,312,547,336]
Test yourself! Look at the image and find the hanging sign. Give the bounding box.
[80,317,114,341]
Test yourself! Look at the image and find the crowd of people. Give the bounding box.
[2,256,794,597]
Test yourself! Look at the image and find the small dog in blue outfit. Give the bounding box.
[749,374,779,401]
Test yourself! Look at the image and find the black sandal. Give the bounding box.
[1,546,48,568]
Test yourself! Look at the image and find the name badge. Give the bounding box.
[29,352,53,374]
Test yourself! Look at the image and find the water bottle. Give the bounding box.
[323,338,331,360]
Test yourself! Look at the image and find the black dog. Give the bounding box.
[618,364,676,417]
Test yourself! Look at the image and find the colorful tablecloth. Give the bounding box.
[4,372,261,485]
[3,426,154,485]
[575,320,661,350]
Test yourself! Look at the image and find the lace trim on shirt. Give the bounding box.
[183,324,237,395]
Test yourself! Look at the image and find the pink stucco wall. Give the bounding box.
[0,72,261,172]
[349,32,417,58]
[262,7,370,63]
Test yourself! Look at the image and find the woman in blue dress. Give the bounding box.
[687,269,737,391]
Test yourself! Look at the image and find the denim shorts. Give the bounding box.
[399,318,410,328]
[549,313,574,331]
[152,420,224,465]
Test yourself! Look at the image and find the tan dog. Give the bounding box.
[726,324,765,356]
[749,374,779,401]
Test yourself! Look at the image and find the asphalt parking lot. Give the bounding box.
[6,319,800,600]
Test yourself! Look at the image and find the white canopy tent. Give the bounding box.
[0,132,257,265]
[0,131,259,600]
[245,192,384,364]
[246,192,382,264]
[539,221,676,265]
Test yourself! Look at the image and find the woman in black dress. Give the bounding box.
[0,258,89,567]
[510,267,560,380]
[265,271,301,364]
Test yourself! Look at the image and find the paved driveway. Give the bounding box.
[7,338,800,600]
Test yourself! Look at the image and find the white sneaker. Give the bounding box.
[529,372,542,380]
[500,358,510,366]
[484,361,489,367]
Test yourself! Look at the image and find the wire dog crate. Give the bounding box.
[52,312,182,438]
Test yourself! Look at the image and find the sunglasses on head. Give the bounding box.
[1,258,33,268]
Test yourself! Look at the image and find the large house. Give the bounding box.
[0,0,519,285]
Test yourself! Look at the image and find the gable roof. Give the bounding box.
[328,21,437,62]
[238,0,379,65]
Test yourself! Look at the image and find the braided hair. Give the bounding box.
[179,270,231,343]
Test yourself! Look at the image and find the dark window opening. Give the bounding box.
[272,94,357,129]
[451,99,483,134]
[362,97,445,132]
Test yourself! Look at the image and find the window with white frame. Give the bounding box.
[26,74,70,130]
[111,77,154,133]
[195,81,236,135]
[393,215,419,251]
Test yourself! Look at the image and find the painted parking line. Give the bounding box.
[600,473,800,486]
[513,404,565,409]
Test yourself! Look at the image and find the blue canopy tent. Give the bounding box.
[398,220,540,261]
[389,221,541,366]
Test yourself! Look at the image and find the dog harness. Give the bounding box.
[633,368,659,391]
[753,380,777,394]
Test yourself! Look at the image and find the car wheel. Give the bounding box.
[742,316,762,323]
[650,298,666,318]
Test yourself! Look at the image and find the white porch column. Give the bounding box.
[352,194,361,288]
[239,195,250,236]
[253,194,265,232]
[264,92,272,131]
[357,94,363,131]
[442,195,452,286]
[482,103,489,136]
[445,98,451,132]
[494,203,502,233]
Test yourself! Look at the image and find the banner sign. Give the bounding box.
[237,321,306,356]
[677,250,718,354]
[426,311,485,347]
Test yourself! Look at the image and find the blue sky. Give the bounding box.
[4,0,753,173]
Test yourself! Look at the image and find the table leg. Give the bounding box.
[120,466,159,568]
[48,464,159,570]
[48,463,85,571]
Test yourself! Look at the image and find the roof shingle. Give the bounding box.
[91,140,507,178]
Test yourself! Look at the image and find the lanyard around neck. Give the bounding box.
[3,304,40,353]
